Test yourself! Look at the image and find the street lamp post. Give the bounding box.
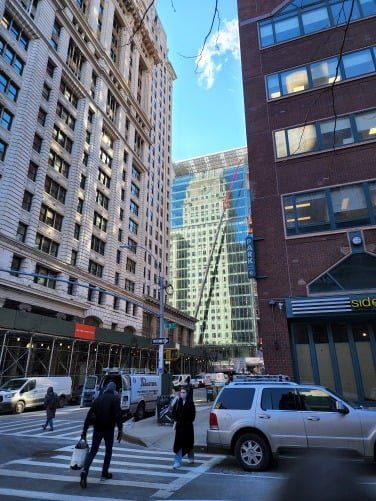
[121,244,167,375]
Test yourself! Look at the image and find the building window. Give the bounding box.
[0,71,19,101]
[114,271,119,285]
[66,39,85,79]
[118,228,122,242]
[266,45,376,100]
[16,222,27,241]
[126,257,136,273]
[27,161,38,181]
[99,147,113,168]
[283,180,376,236]
[48,150,70,177]
[10,254,23,276]
[50,19,61,50]
[37,108,47,126]
[116,250,121,264]
[128,219,138,234]
[130,200,139,216]
[127,237,137,253]
[56,102,76,130]
[132,164,141,180]
[77,197,84,214]
[0,39,25,75]
[46,58,55,78]
[52,125,73,153]
[88,260,103,277]
[93,211,107,231]
[60,81,78,108]
[0,105,13,130]
[131,183,140,197]
[98,168,111,188]
[258,0,376,48]
[34,264,57,289]
[80,174,86,189]
[71,249,78,265]
[42,83,50,101]
[21,190,33,211]
[91,234,106,255]
[44,176,66,203]
[74,223,81,240]
[96,190,109,210]
[274,108,376,159]
[32,134,43,153]
[124,278,135,292]
[67,276,77,295]
[1,11,30,50]
[39,204,63,231]
[35,233,59,256]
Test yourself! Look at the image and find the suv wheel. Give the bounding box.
[235,433,271,472]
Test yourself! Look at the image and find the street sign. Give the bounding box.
[164,322,176,329]
[152,337,169,345]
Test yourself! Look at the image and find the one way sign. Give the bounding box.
[151,337,169,345]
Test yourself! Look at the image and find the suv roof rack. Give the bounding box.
[232,374,291,382]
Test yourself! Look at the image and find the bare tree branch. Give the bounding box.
[121,0,155,47]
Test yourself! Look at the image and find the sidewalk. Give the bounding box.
[122,395,211,452]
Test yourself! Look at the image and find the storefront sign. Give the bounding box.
[74,323,96,340]
[245,235,256,278]
[351,296,376,310]
[286,294,376,317]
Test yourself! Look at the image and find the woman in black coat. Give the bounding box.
[171,386,196,469]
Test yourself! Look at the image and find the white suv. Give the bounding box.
[207,376,376,471]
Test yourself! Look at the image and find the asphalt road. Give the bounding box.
[0,398,375,500]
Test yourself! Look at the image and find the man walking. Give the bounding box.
[42,386,58,431]
[79,381,123,488]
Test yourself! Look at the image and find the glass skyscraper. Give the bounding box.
[170,148,258,367]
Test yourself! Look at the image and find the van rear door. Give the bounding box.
[120,375,131,413]
[81,376,98,406]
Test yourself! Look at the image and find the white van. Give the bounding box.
[81,369,160,421]
[204,372,228,387]
[172,374,191,390]
[0,376,72,414]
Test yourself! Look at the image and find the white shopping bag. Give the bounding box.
[70,439,89,470]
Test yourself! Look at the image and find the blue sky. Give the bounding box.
[156,0,246,162]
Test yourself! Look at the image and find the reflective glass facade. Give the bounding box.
[170,149,258,358]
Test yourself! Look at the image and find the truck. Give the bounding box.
[0,376,72,414]
[81,368,160,421]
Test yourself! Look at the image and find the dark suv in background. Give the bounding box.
[207,375,376,471]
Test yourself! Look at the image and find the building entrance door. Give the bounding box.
[291,320,376,405]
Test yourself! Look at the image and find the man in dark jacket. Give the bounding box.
[79,381,122,488]
[171,386,196,469]
[42,386,58,431]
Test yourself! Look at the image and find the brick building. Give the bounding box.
[238,0,376,403]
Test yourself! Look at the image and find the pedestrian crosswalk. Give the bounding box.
[0,442,225,500]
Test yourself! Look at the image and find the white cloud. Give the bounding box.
[196,19,240,90]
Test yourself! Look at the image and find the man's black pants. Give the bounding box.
[83,428,114,475]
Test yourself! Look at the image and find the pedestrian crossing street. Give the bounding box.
[0,409,225,499]
[0,442,224,500]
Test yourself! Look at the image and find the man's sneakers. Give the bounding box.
[100,472,113,481]
[80,471,87,488]
[41,425,46,430]
[172,461,181,470]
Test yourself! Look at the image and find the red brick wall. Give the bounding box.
[238,0,376,376]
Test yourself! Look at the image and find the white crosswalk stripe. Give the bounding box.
[0,443,225,499]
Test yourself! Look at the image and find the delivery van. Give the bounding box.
[172,374,191,390]
[81,368,160,420]
[0,376,72,414]
[204,372,228,387]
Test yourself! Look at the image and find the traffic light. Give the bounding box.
[165,348,179,361]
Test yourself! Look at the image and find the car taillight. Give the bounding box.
[209,412,219,430]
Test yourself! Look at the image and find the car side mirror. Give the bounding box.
[336,401,349,414]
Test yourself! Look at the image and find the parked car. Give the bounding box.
[207,376,376,471]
